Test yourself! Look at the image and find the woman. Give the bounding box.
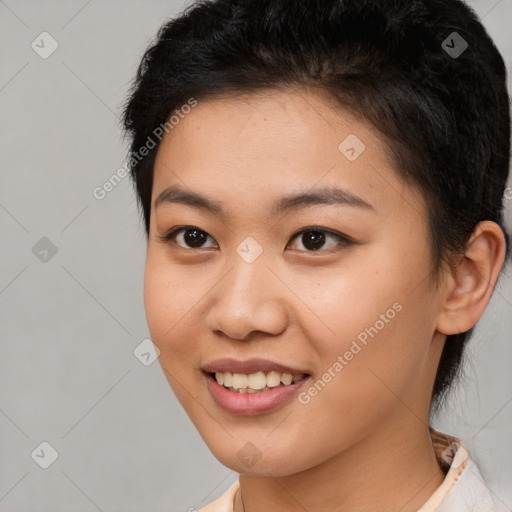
[122,0,511,510]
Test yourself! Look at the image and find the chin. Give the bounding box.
[205,437,312,476]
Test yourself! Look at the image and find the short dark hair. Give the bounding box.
[122,0,511,413]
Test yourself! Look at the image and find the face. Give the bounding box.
[144,88,447,476]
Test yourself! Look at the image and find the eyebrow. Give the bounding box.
[154,184,375,217]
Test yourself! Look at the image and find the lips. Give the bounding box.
[203,371,310,415]
[202,358,310,375]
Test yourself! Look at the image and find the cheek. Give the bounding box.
[143,260,169,347]
[143,255,205,416]
[264,279,436,473]
[297,247,436,399]
[143,252,195,361]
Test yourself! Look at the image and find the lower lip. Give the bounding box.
[204,372,310,415]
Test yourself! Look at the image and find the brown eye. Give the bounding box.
[158,226,218,249]
[288,228,350,252]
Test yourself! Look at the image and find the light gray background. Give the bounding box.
[0,1,511,511]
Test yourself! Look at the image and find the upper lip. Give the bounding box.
[202,358,310,375]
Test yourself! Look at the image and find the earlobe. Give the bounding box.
[436,221,506,336]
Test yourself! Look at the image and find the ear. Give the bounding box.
[436,221,507,335]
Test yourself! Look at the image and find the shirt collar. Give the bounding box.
[419,426,498,511]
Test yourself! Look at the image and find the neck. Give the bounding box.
[234,416,446,512]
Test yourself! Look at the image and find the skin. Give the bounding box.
[144,88,506,511]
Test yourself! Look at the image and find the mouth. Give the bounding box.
[205,370,309,393]
[202,358,311,393]
[201,359,312,415]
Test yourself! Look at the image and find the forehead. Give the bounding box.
[152,88,423,221]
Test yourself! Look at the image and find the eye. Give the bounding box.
[158,225,351,252]
[157,226,218,249]
[287,227,351,252]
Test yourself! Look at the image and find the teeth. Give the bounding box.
[280,373,292,385]
[214,371,306,392]
[267,371,281,387]
[247,371,267,390]
[232,373,248,389]
[223,372,232,387]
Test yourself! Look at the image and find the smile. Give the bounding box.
[203,371,311,415]
[213,370,306,393]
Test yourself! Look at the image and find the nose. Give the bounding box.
[205,256,289,342]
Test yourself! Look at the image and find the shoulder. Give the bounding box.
[428,426,505,512]
[437,459,506,512]
[199,480,239,512]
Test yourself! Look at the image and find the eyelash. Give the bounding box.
[157,225,352,252]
